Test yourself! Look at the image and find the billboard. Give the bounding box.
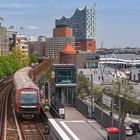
[102,94,112,108]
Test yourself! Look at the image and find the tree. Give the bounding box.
[11,47,23,63]
[0,55,22,78]
[110,80,138,124]
[93,85,103,100]
[22,53,30,66]
[0,63,4,77]
[76,75,90,99]
[11,47,29,66]
[0,56,13,76]
[29,53,38,65]
[8,55,22,72]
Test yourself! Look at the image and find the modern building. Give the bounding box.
[0,23,8,55]
[55,5,96,51]
[76,50,99,69]
[52,64,77,106]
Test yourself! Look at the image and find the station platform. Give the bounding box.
[46,107,107,140]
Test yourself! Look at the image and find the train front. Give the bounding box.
[16,88,40,119]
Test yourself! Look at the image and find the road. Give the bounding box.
[127,133,140,140]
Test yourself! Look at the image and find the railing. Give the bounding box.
[55,76,76,84]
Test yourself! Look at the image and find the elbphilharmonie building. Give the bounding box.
[55,5,96,51]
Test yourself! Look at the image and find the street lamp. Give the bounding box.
[90,74,93,115]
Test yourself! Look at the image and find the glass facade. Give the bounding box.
[55,69,76,84]
[56,6,96,41]
[53,64,77,106]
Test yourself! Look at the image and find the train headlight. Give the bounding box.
[18,104,22,108]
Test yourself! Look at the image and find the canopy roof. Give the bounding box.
[61,44,76,53]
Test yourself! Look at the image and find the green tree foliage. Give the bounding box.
[11,47,29,67]
[29,53,37,65]
[105,80,138,124]
[0,55,21,78]
[0,63,4,77]
[11,47,23,62]
[77,75,90,99]
[22,53,29,66]
[93,85,103,100]
[8,55,22,71]
[77,74,104,100]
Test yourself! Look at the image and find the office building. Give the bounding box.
[46,36,75,59]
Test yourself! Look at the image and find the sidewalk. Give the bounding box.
[87,119,107,139]
[113,113,140,124]
[64,107,107,140]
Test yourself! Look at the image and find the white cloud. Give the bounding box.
[26,26,39,30]
[0,3,26,9]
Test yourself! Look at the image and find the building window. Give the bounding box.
[89,43,92,46]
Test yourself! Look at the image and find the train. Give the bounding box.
[13,67,41,119]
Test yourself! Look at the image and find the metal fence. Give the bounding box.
[74,98,90,118]
[74,98,126,139]
[50,98,65,119]
[95,106,126,140]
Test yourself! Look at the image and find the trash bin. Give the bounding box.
[106,127,119,140]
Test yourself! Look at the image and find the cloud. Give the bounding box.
[0,3,26,9]
[26,26,39,30]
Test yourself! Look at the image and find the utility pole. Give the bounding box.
[90,74,93,116]
[118,82,123,140]
[111,97,114,127]
[101,94,104,130]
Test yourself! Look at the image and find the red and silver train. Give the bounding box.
[13,67,41,119]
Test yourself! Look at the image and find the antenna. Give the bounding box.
[101,41,104,58]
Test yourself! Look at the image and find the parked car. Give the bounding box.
[129,123,140,135]
[125,126,133,136]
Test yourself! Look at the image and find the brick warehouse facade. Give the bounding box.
[53,26,72,38]
[55,5,96,51]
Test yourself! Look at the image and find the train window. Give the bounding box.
[19,91,38,104]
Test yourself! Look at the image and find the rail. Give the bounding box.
[0,79,12,139]
[18,118,47,140]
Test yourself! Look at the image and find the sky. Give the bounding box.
[0,0,140,48]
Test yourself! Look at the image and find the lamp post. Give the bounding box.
[90,74,93,116]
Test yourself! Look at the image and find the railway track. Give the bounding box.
[0,61,52,140]
[0,78,15,139]
[18,119,47,140]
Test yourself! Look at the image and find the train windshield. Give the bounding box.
[19,90,38,104]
